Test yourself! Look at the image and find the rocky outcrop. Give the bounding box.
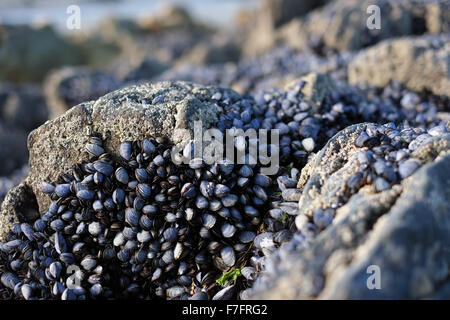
[243,0,328,55]
[244,0,449,56]
[248,122,450,299]
[279,0,414,53]
[0,81,242,240]
[284,73,337,113]
[348,34,450,97]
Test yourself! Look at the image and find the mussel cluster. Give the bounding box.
[239,123,449,298]
[1,79,447,300]
[0,134,275,300]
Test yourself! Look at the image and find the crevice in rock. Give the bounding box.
[412,14,427,35]
[15,184,39,223]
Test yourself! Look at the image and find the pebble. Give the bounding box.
[302,138,315,152]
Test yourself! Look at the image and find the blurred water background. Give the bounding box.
[0,0,257,32]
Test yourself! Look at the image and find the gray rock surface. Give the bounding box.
[243,0,328,56]
[348,34,450,97]
[276,0,449,54]
[296,123,367,218]
[0,81,240,240]
[320,154,450,299]
[248,123,450,299]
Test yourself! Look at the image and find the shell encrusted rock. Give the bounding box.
[0,81,242,238]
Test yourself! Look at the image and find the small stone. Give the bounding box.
[302,138,315,152]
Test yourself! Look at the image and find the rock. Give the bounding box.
[0,82,11,113]
[0,25,82,82]
[98,17,144,36]
[320,154,450,299]
[248,123,450,299]
[136,27,212,65]
[241,16,276,57]
[78,17,140,67]
[158,47,353,94]
[0,82,48,132]
[243,0,328,56]
[285,73,337,112]
[177,35,241,66]
[259,0,327,28]
[43,67,120,119]
[70,33,122,69]
[138,6,197,33]
[0,81,242,238]
[0,120,28,176]
[84,10,210,67]
[426,1,450,34]
[296,123,370,218]
[348,34,450,97]
[118,58,170,83]
[277,0,447,53]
